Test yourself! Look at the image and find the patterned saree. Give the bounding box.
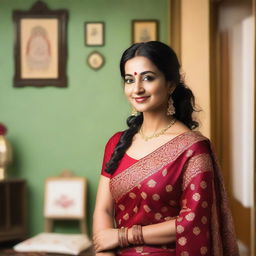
[101,131,239,256]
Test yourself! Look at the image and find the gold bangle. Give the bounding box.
[138,225,145,244]
[132,225,139,245]
[124,227,129,247]
[118,228,123,247]
[121,227,126,247]
[131,225,144,245]
[119,227,129,248]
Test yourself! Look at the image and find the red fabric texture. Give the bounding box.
[101,131,123,178]
[100,131,239,256]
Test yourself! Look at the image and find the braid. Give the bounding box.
[105,113,143,174]
[172,81,200,130]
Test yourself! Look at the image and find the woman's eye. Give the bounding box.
[143,75,155,81]
[124,78,134,84]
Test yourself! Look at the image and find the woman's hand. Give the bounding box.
[93,228,119,253]
[96,252,116,256]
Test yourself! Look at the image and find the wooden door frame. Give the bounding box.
[170,1,256,252]
[210,0,255,254]
[169,0,181,60]
[253,0,256,253]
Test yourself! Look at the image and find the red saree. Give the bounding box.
[101,131,239,256]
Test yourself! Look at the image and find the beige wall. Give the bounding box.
[180,0,211,138]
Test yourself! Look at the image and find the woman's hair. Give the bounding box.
[105,41,199,174]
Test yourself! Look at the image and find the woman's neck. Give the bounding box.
[141,111,174,134]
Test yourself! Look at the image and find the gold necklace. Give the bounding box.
[139,118,176,141]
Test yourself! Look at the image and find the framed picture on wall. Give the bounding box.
[13,1,68,87]
[87,51,104,70]
[132,20,159,44]
[44,176,87,219]
[85,22,105,46]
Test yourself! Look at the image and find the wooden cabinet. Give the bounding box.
[0,179,26,242]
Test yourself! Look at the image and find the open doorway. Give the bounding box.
[210,0,255,255]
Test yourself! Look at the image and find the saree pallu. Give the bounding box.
[101,131,239,256]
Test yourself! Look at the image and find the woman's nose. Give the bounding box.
[133,79,145,94]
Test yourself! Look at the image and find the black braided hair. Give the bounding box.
[105,41,199,174]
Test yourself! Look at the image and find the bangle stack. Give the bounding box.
[118,225,145,248]
[131,225,145,245]
[118,227,129,248]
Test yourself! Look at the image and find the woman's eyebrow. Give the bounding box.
[140,71,157,75]
[125,71,157,76]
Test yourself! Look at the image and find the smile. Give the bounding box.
[134,96,150,103]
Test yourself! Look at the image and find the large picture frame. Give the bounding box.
[13,1,68,87]
[84,22,105,46]
[132,20,159,44]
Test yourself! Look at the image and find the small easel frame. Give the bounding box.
[44,170,88,234]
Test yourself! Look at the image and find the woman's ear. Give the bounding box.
[168,82,176,94]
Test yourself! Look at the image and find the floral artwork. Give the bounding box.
[13,1,68,87]
[44,178,86,218]
[25,25,53,73]
[55,194,74,209]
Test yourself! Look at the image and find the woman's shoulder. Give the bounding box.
[108,130,124,143]
[168,121,208,144]
[181,130,214,156]
[169,129,211,153]
[104,130,124,149]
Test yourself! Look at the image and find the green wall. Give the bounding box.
[0,0,169,237]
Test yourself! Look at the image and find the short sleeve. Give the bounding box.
[100,131,123,178]
[175,141,214,256]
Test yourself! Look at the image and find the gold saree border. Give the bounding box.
[182,153,214,191]
[110,131,207,202]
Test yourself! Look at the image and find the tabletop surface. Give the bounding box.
[0,247,95,256]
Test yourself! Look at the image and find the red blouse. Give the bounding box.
[101,131,138,178]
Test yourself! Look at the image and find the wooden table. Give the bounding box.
[0,247,95,256]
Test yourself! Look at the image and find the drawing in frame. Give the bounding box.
[13,1,68,87]
[44,176,87,219]
[132,20,159,44]
[85,22,105,46]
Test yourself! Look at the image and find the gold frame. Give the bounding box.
[132,20,159,44]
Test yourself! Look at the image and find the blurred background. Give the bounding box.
[0,0,255,255]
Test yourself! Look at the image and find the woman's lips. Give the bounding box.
[134,96,150,103]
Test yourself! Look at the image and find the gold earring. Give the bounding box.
[167,95,175,116]
[131,107,138,116]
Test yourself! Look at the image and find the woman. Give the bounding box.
[93,41,239,256]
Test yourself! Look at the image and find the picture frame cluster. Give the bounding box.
[13,1,159,87]
[84,20,159,71]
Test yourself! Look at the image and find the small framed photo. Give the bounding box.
[87,51,104,70]
[13,1,68,87]
[44,177,87,219]
[132,20,159,44]
[85,22,104,46]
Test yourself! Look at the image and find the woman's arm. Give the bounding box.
[94,218,177,252]
[93,176,177,252]
[129,218,176,245]
[93,175,117,256]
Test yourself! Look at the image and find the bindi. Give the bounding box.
[134,72,137,76]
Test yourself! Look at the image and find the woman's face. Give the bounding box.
[124,56,172,114]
